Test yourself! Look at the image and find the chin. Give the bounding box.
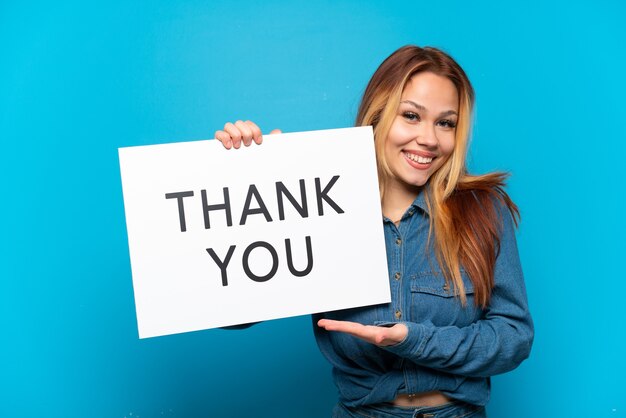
[404,171,431,186]
[400,176,429,189]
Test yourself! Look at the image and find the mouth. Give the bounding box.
[403,151,435,169]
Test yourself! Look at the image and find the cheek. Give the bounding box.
[439,133,456,157]
[387,117,418,146]
[386,124,404,148]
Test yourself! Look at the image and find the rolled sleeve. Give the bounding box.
[380,208,534,377]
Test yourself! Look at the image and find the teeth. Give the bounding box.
[405,152,433,164]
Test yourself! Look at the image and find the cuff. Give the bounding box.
[375,320,434,359]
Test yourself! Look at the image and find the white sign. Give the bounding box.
[119,127,390,338]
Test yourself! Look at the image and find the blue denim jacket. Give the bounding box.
[313,190,534,407]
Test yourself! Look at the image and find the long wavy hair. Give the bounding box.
[356,45,519,308]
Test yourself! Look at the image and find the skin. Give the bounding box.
[381,71,459,225]
[214,71,459,347]
[214,120,281,149]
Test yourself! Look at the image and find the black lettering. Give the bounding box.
[276,180,308,220]
[240,185,273,225]
[165,191,194,232]
[242,241,279,282]
[202,187,232,229]
[206,245,236,286]
[285,236,314,277]
[315,175,344,215]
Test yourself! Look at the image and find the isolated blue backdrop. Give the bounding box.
[1,1,625,417]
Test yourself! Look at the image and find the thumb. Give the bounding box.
[269,129,282,135]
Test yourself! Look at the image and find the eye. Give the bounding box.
[402,111,420,122]
[437,119,457,129]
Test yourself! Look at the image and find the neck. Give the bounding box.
[381,178,422,223]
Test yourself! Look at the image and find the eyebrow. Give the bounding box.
[400,100,458,118]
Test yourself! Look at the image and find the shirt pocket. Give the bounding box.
[409,270,481,327]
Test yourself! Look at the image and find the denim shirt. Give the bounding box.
[313,191,534,407]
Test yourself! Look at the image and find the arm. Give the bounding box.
[214,120,281,331]
[319,209,534,377]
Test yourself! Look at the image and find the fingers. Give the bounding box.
[215,120,277,149]
[234,120,254,146]
[246,120,263,145]
[223,122,242,149]
[214,130,233,149]
[317,319,408,347]
[318,319,376,339]
[317,319,359,332]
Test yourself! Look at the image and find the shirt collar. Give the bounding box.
[410,189,430,216]
[382,189,430,224]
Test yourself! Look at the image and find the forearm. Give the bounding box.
[382,314,533,377]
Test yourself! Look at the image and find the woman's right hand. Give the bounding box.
[214,120,282,150]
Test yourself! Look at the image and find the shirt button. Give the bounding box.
[396,238,402,245]
[395,310,402,319]
[443,283,450,292]
[394,272,401,280]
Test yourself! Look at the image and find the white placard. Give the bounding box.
[119,126,390,338]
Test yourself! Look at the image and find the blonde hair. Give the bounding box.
[357,46,519,307]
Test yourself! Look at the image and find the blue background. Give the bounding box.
[1,1,625,417]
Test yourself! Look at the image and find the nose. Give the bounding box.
[414,123,438,149]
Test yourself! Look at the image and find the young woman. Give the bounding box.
[214,45,533,418]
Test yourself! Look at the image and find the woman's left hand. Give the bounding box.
[317,319,408,347]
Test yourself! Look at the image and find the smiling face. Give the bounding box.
[384,71,459,193]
